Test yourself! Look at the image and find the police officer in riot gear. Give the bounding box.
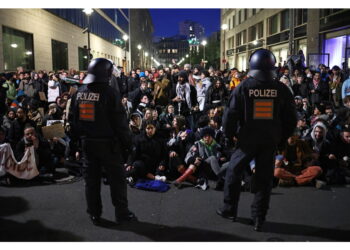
[70,58,135,225]
[216,49,297,231]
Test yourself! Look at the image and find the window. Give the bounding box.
[303,9,308,23]
[249,25,257,42]
[244,9,248,21]
[2,26,34,71]
[52,39,68,70]
[295,9,308,26]
[228,18,231,30]
[232,15,236,27]
[228,36,235,49]
[269,14,279,35]
[238,10,242,24]
[281,10,290,31]
[242,30,247,44]
[236,32,242,46]
[257,22,264,39]
[320,9,343,18]
[47,9,126,47]
[78,47,89,71]
[252,9,256,16]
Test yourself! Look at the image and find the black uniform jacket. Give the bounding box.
[223,77,297,147]
[70,82,132,151]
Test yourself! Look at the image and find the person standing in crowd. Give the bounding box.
[329,65,343,108]
[196,71,212,112]
[154,68,170,107]
[128,70,139,93]
[205,77,229,109]
[171,71,197,130]
[308,72,329,107]
[216,49,297,232]
[117,66,128,97]
[341,74,350,100]
[69,58,135,226]
[2,73,17,106]
[292,74,309,98]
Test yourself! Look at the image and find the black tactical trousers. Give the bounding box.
[223,143,275,220]
[82,139,128,218]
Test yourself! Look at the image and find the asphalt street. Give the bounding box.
[1,177,350,242]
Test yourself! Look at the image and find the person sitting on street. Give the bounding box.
[159,104,175,130]
[8,107,37,150]
[125,121,168,185]
[129,113,143,142]
[324,124,350,185]
[295,113,310,139]
[166,115,195,180]
[15,126,54,177]
[175,127,227,190]
[304,121,333,186]
[274,133,323,187]
[43,103,63,126]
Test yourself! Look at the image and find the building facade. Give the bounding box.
[154,35,189,66]
[0,8,131,72]
[220,9,350,72]
[129,9,154,70]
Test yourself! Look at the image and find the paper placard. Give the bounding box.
[39,91,47,101]
[46,120,64,126]
[41,123,65,139]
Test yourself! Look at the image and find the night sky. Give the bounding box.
[149,9,220,38]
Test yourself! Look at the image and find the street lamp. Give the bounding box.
[221,23,228,70]
[83,8,94,63]
[137,44,142,68]
[122,34,129,71]
[201,40,207,69]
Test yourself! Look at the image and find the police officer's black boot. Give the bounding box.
[216,206,237,222]
[252,217,265,232]
[89,215,101,226]
[115,210,137,225]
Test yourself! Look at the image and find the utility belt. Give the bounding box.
[81,136,121,153]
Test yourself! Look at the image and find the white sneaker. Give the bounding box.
[315,179,326,189]
[195,178,209,191]
[155,175,167,182]
[126,177,135,185]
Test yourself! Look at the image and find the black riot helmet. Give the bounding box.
[248,49,277,82]
[83,58,113,84]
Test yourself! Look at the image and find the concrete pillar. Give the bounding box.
[307,9,320,54]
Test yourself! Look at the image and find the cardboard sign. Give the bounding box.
[39,91,47,101]
[46,120,64,126]
[41,123,65,139]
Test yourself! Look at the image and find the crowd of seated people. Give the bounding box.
[1,61,350,190]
